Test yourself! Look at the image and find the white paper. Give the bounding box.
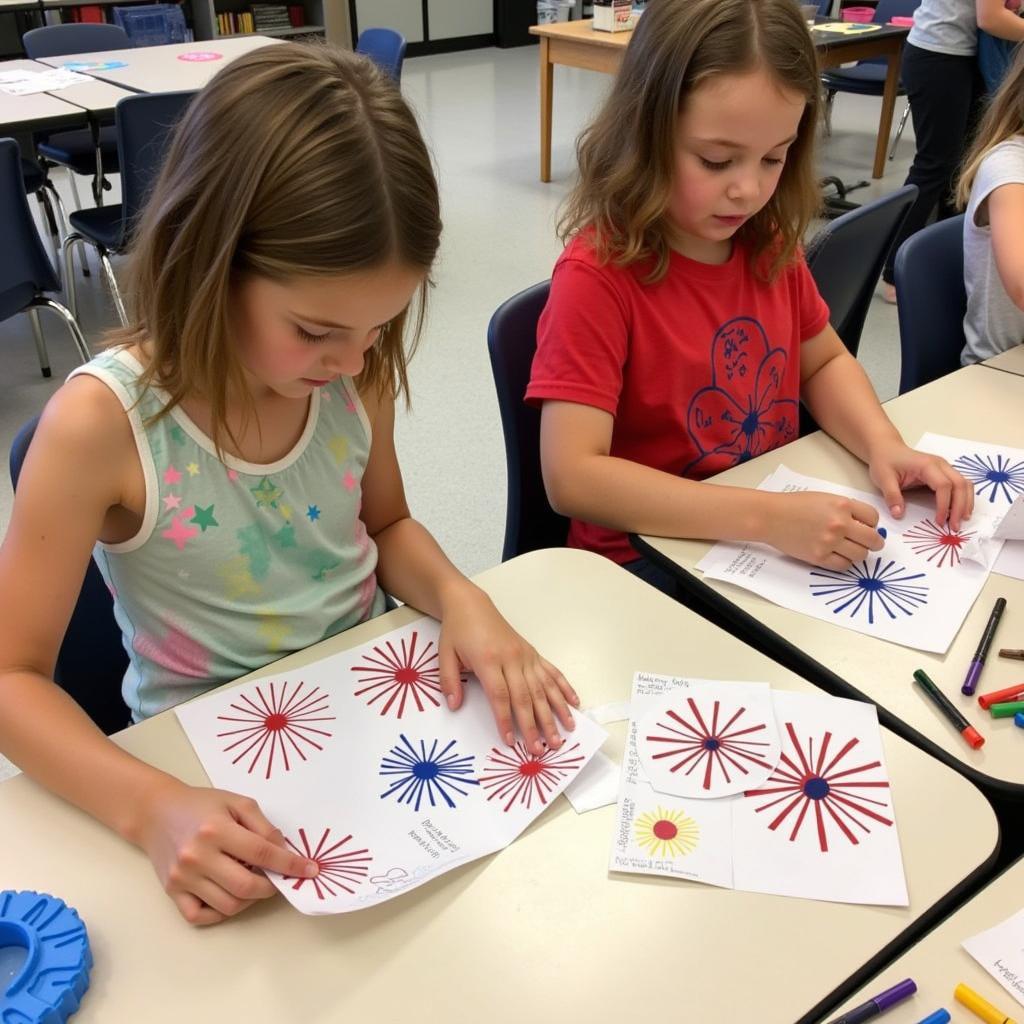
[176,617,607,915]
[0,68,91,95]
[963,908,1024,1008]
[610,673,908,906]
[995,541,1024,581]
[696,466,1001,654]
[563,749,619,813]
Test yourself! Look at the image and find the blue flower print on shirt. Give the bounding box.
[684,316,798,477]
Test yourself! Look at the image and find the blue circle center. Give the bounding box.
[857,576,884,592]
[703,738,720,751]
[412,760,439,781]
[741,411,760,437]
[803,776,830,800]
[988,470,1010,484]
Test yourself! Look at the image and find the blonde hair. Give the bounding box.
[957,44,1024,209]
[559,0,822,282]
[113,42,442,453]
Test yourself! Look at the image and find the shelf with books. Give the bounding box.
[194,0,326,39]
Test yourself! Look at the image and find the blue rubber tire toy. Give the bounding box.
[0,890,92,1023]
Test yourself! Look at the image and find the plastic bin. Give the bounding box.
[112,3,190,46]
[841,6,874,21]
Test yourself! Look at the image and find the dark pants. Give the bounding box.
[883,43,986,284]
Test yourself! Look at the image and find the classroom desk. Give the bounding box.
[529,19,908,183]
[635,365,1024,799]
[0,58,89,133]
[36,36,283,94]
[830,855,1024,1024]
[0,549,1000,1023]
[983,343,1024,378]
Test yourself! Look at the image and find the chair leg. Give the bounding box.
[99,251,128,327]
[34,192,61,276]
[888,102,911,161]
[26,307,52,378]
[824,90,835,137]
[31,297,91,365]
[65,172,92,279]
[61,230,84,320]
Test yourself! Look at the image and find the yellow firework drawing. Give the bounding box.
[634,807,700,858]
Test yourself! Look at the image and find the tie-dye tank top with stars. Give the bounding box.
[70,347,386,722]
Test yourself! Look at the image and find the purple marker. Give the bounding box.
[824,979,917,1024]
[962,597,1007,696]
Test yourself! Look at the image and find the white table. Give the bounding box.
[0,549,999,1023]
[830,856,1024,1024]
[37,36,283,93]
[983,343,1024,378]
[0,58,88,132]
[638,365,1024,797]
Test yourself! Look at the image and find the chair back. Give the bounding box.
[806,184,917,357]
[873,0,920,23]
[23,22,130,58]
[0,139,60,323]
[355,27,407,81]
[487,281,570,561]
[894,214,967,393]
[116,90,196,231]
[10,417,129,734]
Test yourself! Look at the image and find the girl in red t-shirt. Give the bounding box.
[528,0,972,588]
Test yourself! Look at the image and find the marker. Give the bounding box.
[999,649,1024,661]
[978,682,1024,710]
[963,598,1007,695]
[954,982,1019,1024]
[989,700,1024,719]
[1015,712,1024,729]
[916,1012,951,1024]
[824,978,916,1024]
[914,670,985,748]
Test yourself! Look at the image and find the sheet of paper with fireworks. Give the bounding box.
[962,908,1024,1009]
[175,617,608,915]
[695,465,1002,653]
[732,689,908,906]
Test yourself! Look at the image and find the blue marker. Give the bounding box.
[1014,711,1024,729]
[915,1011,950,1024]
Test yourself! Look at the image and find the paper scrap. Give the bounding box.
[963,908,1024,1008]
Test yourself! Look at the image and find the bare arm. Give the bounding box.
[977,0,1024,41]
[985,182,1024,310]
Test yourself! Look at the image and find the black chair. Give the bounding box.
[63,89,196,326]
[10,417,130,734]
[806,183,918,358]
[893,214,966,394]
[21,154,69,277]
[1,138,90,377]
[22,24,132,207]
[355,27,407,81]
[487,280,570,561]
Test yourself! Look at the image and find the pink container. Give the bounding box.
[888,14,914,25]
[842,6,874,21]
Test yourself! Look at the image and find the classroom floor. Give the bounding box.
[0,45,913,780]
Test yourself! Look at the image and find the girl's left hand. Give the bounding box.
[436,581,579,754]
[867,439,975,530]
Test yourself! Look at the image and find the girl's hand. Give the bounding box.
[867,439,974,530]
[762,490,884,570]
[437,581,579,754]
[134,778,319,926]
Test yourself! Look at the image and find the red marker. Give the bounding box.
[978,682,1024,711]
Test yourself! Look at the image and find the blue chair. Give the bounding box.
[487,280,570,561]
[1,138,90,377]
[22,24,132,206]
[10,417,130,735]
[62,89,196,326]
[894,214,966,394]
[355,28,407,81]
[821,0,919,161]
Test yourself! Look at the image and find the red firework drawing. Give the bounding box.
[479,742,584,812]
[283,827,372,900]
[216,680,335,779]
[744,722,893,853]
[644,696,775,791]
[902,518,976,569]
[352,630,465,718]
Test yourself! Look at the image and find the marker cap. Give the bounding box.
[962,726,985,749]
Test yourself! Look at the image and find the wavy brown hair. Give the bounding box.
[957,44,1024,209]
[559,0,822,282]
[111,42,442,454]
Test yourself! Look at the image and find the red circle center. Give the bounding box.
[394,668,420,685]
[653,819,678,841]
[265,713,288,731]
[518,760,544,776]
[939,533,963,548]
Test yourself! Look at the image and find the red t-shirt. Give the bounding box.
[526,235,831,564]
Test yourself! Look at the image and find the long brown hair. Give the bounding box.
[957,44,1024,209]
[559,0,822,281]
[113,42,442,453]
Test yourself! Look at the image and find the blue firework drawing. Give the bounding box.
[809,557,928,625]
[379,734,480,811]
[953,452,1024,504]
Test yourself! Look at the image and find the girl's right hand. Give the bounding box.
[134,778,319,926]
[761,490,884,570]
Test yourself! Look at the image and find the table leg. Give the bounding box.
[540,36,553,183]
[874,44,901,179]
